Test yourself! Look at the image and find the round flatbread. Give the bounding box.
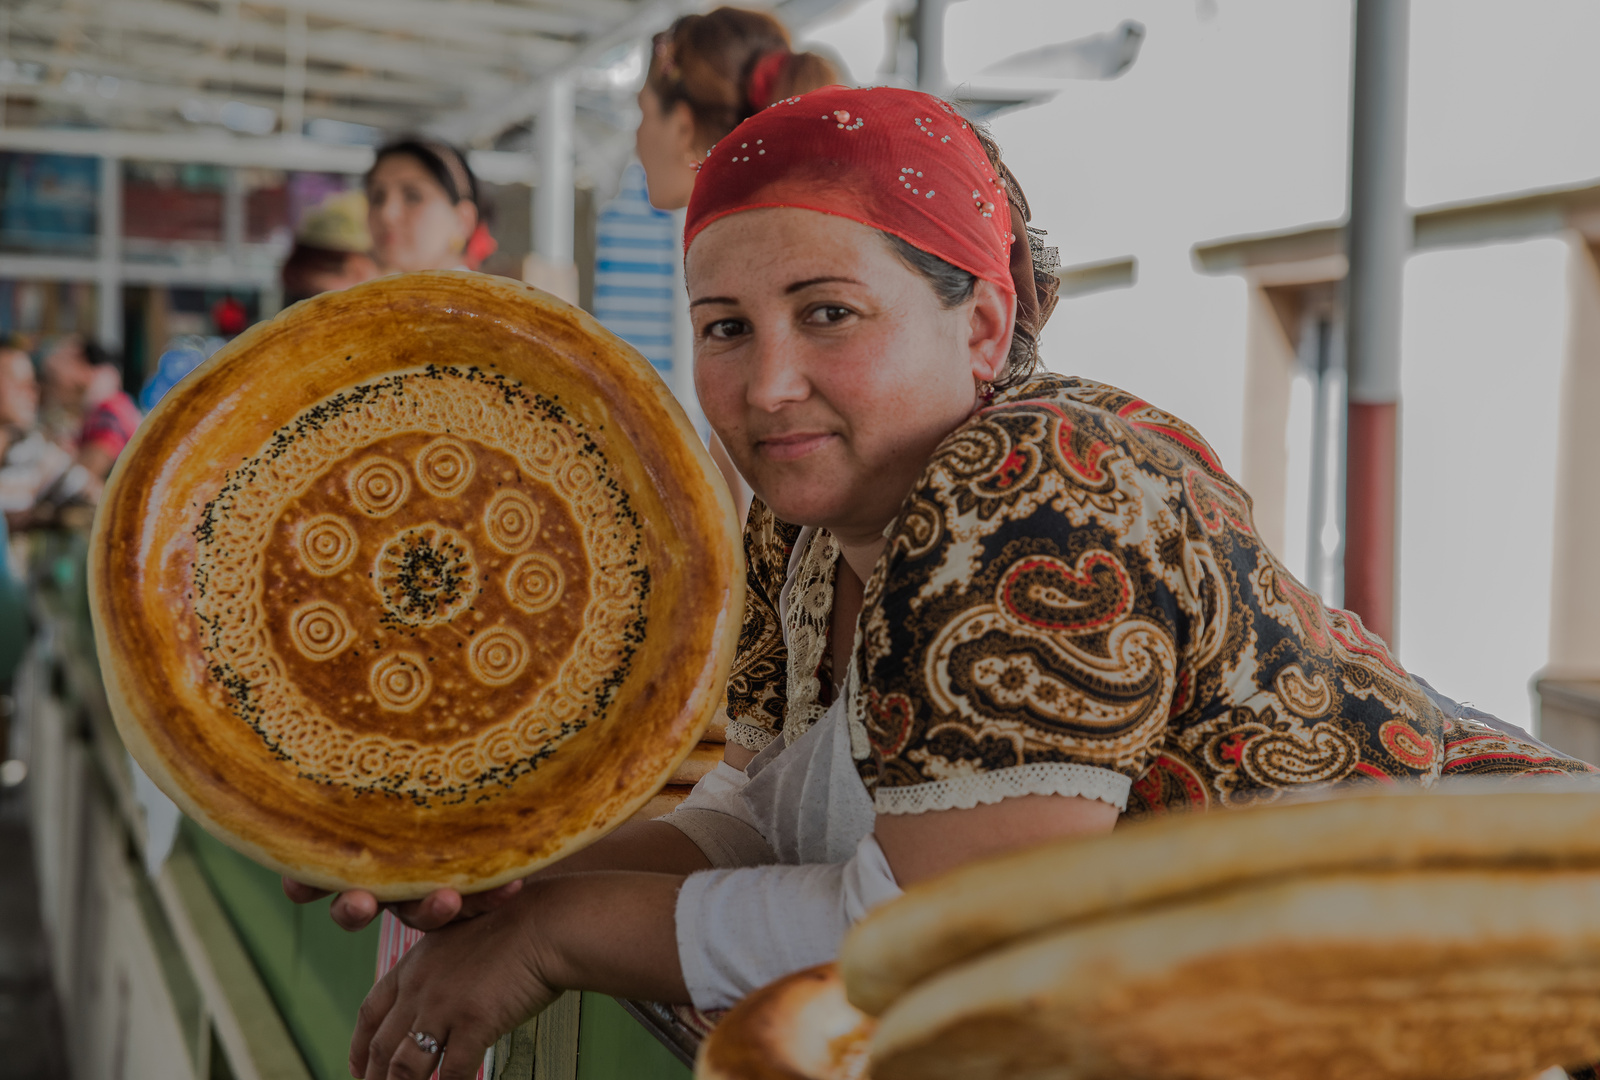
[869,867,1600,1080]
[696,964,873,1080]
[91,272,743,899]
[841,786,1600,1015]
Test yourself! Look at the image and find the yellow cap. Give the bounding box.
[295,189,371,253]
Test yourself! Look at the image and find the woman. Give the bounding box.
[330,86,1592,1079]
[366,138,495,275]
[635,7,843,512]
[634,7,842,211]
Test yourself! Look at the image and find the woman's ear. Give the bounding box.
[452,200,478,250]
[673,100,704,163]
[966,278,1015,384]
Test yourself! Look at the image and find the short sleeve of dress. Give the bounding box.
[723,497,803,753]
[850,380,1195,814]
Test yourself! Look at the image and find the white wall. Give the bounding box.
[805,0,1356,474]
[1394,238,1568,725]
[799,0,1600,727]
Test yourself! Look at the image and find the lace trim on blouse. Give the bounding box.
[781,529,841,746]
[873,761,1132,816]
[725,719,778,753]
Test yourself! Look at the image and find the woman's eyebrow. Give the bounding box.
[785,276,864,294]
[689,295,739,308]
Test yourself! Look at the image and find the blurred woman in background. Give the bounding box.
[634,6,844,511]
[635,7,843,211]
[365,138,496,275]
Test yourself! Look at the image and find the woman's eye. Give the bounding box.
[807,305,853,325]
[705,319,747,340]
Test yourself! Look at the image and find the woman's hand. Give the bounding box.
[279,878,524,932]
[351,870,690,1079]
[350,894,555,1080]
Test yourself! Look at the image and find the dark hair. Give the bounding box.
[647,7,843,149]
[880,119,1058,390]
[880,233,1038,388]
[281,243,364,304]
[368,138,481,212]
[79,337,122,376]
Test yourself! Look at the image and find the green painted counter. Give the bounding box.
[184,820,690,1080]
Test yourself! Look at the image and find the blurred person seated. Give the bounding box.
[140,295,260,413]
[40,335,139,502]
[0,344,69,529]
[281,189,379,305]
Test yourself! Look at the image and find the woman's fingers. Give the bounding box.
[380,1023,451,1080]
[330,889,381,931]
[436,1029,493,1080]
[349,970,398,1078]
[386,879,523,931]
[387,888,463,932]
[456,879,523,919]
[281,877,331,904]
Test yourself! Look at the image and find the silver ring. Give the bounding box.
[409,1030,443,1055]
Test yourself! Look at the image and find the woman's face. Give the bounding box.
[689,208,1012,545]
[0,350,38,429]
[366,154,477,273]
[634,85,699,210]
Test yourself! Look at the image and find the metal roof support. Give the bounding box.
[914,0,949,93]
[1342,0,1409,645]
[670,208,703,434]
[224,166,246,267]
[282,4,307,139]
[97,155,122,349]
[531,74,578,304]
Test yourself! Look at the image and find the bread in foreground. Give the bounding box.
[91,271,743,899]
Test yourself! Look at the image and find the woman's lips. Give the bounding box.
[756,431,835,462]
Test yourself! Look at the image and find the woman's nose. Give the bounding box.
[743,329,810,412]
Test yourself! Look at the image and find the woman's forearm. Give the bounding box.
[524,870,691,1003]
[529,819,713,881]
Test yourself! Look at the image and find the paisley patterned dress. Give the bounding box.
[723,374,1594,820]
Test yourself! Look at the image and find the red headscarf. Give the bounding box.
[684,85,1016,297]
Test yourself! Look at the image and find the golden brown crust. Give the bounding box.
[870,868,1600,1080]
[696,964,873,1080]
[90,272,743,899]
[841,787,1600,1015]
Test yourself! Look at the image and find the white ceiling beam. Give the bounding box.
[0,127,374,171]
[248,0,610,40]
[432,0,700,144]
[0,125,540,184]
[10,2,567,77]
[4,78,411,131]
[0,40,463,106]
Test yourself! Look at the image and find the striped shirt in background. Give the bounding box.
[594,161,678,378]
